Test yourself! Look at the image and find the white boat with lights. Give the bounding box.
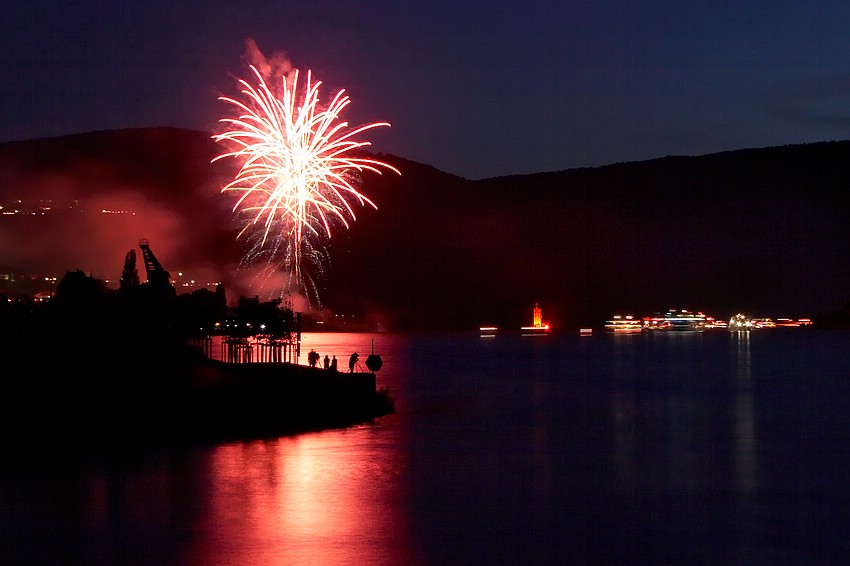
[604,315,643,333]
[728,314,796,330]
[705,316,727,329]
[643,309,707,331]
[728,313,754,331]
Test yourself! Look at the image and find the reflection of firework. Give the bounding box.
[213,63,399,307]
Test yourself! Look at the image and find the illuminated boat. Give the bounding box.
[643,309,706,331]
[728,313,755,330]
[776,317,813,327]
[751,318,776,329]
[730,315,812,329]
[604,315,643,333]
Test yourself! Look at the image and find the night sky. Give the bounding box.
[4,1,850,180]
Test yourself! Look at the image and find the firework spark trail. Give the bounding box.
[213,63,399,306]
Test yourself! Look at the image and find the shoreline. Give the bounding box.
[3,345,395,451]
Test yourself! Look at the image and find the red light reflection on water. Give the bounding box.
[183,332,412,564]
[191,427,413,565]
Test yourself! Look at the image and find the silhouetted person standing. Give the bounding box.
[349,352,359,373]
[330,356,338,372]
[323,354,330,370]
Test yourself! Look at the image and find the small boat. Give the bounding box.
[604,315,642,333]
[521,325,550,336]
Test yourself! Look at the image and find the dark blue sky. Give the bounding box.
[3,1,850,179]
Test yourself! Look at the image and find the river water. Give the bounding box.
[2,329,849,565]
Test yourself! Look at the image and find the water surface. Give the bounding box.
[2,329,848,565]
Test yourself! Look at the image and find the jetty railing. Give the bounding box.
[186,334,301,365]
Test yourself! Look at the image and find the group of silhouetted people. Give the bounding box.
[307,349,358,373]
[307,349,321,368]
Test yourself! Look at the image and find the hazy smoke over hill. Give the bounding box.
[2,128,849,329]
[0,128,241,292]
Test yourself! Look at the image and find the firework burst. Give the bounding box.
[213,63,399,307]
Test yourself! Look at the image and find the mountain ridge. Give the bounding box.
[1,128,848,330]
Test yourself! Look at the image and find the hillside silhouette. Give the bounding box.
[2,128,848,330]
